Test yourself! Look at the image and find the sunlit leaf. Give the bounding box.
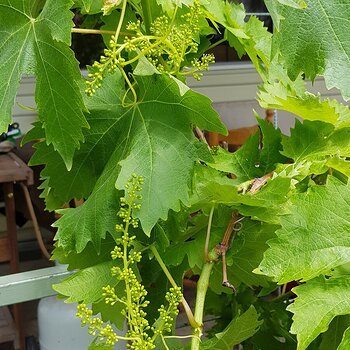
[0,0,88,169]
[30,70,225,252]
[288,276,350,350]
[257,176,350,283]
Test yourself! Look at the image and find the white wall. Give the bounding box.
[187,63,347,135]
[13,63,346,135]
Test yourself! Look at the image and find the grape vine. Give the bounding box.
[2,0,350,349]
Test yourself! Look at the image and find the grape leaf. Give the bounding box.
[227,220,277,288]
[100,6,137,46]
[208,118,287,183]
[92,281,126,330]
[270,0,350,101]
[203,0,249,39]
[190,164,292,210]
[276,0,306,8]
[30,70,225,253]
[259,82,350,127]
[0,0,88,169]
[74,0,104,14]
[209,133,262,183]
[53,260,120,303]
[287,276,350,350]
[51,234,116,270]
[88,340,113,350]
[319,315,350,350]
[281,120,350,161]
[327,157,350,177]
[264,0,284,29]
[156,0,194,14]
[154,337,183,350]
[256,176,350,284]
[218,3,272,76]
[249,294,297,350]
[207,220,277,294]
[258,54,350,128]
[338,326,350,350]
[163,226,225,270]
[200,306,262,349]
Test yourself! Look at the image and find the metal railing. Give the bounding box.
[0,265,72,306]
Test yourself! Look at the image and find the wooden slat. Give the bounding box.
[0,238,11,262]
[0,306,18,346]
[0,153,33,185]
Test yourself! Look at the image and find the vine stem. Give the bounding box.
[71,28,116,35]
[191,261,215,350]
[204,205,215,260]
[206,37,226,52]
[195,127,210,150]
[114,0,128,42]
[122,203,134,332]
[141,0,153,34]
[190,206,219,350]
[150,245,200,329]
[120,68,137,106]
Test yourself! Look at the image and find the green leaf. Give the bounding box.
[256,176,350,284]
[51,234,116,270]
[227,220,277,288]
[213,2,271,75]
[31,70,225,253]
[207,220,278,293]
[87,339,113,349]
[259,84,350,127]
[209,133,262,182]
[276,0,306,8]
[319,315,350,350]
[156,0,194,14]
[281,120,350,161]
[163,225,225,270]
[288,276,350,350]
[91,281,126,330]
[154,337,183,350]
[190,164,292,214]
[208,118,287,183]
[258,56,350,128]
[271,0,350,101]
[0,0,88,169]
[53,260,120,303]
[264,0,284,29]
[190,165,239,208]
[338,326,350,350]
[74,0,104,14]
[101,6,137,45]
[326,157,350,177]
[200,306,262,349]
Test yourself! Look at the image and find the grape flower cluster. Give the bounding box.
[85,0,215,97]
[76,174,183,349]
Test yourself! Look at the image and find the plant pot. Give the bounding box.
[38,296,126,350]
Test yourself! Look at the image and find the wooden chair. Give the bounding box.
[208,125,259,148]
[0,152,34,350]
[207,109,274,149]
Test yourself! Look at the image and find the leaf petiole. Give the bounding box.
[114,0,128,43]
[204,205,215,261]
[150,245,200,329]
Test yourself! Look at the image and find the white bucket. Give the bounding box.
[38,296,126,350]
